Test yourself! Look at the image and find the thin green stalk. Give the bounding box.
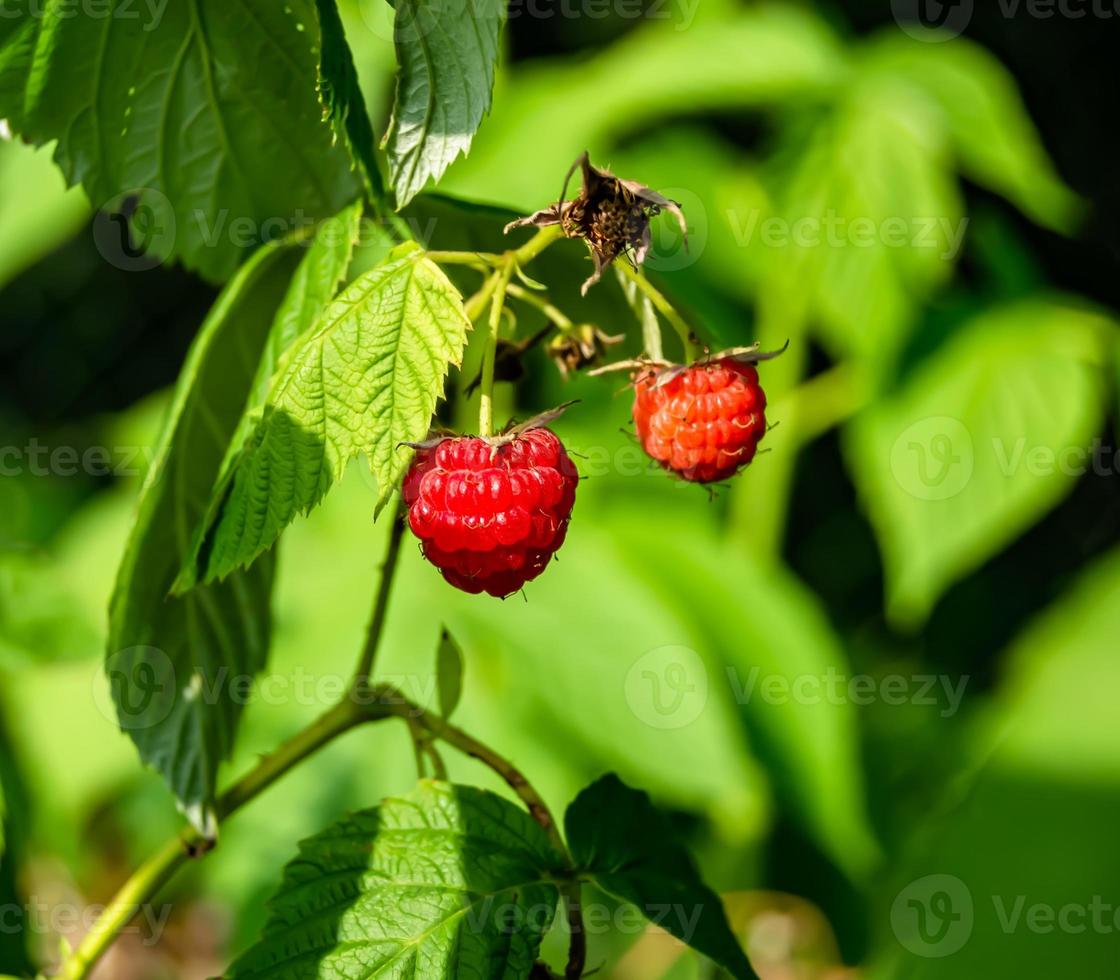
[562,882,587,980]
[353,499,407,684]
[384,693,567,855]
[465,269,504,323]
[478,258,515,438]
[59,680,580,980]
[426,251,498,267]
[727,281,808,561]
[507,283,574,332]
[57,837,186,980]
[617,263,701,362]
[511,225,563,266]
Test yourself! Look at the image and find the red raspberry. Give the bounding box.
[402,428,579,597]
[633,357,768,483]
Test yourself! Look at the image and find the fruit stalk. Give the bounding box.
[478,257,515,437]
[617,262,701,362]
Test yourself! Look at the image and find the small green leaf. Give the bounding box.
[437,627,465,720]
[196,243,471,584]
[0,0,360,280]
[764,81,962,371]
[227,782,564,980]
[174,200,364,593]
[385,0,506,207]
[845,298,1111,627]
[315,0,384,198]
[108,240,302,834]
[566,774,757,980]
[864,33,1083,233]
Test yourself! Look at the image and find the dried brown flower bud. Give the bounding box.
[547,324,625,378]
[505,152,687,295]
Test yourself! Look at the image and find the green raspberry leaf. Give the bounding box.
[175,200,365,594]
[108,240,303,835]
[845,297,1111,628]
[194,243,471,585]
[565,774,757,980]
[227,782,564,980]
[315,0,384,198]
[385,0,506,207]
[0,0,360,281]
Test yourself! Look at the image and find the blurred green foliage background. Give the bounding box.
[1,1,1118,978]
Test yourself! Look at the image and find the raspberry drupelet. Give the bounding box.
[633,357,768,483]
[402,428,579,597]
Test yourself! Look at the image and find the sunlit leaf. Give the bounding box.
[228,782,563,980]
[175,200,365,593]
[193,243,470,584]
[845,298,1111,627]
[385,0,506,207]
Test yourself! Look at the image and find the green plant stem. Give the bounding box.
[774,362,871,446]
[507,283,575,332]
[478,258,515,438]
[426,251,496,268]
[379,691,567,855]
[57,836,185,980]
[61,684,578,980]
[562,882,587,980]
[617,263,701,362]
[463,272,501,324]
[352,499,407,685]
[57,696,377,980]
[511,225,564,265]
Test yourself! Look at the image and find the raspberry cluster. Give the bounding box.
[403,429,579,597]
[633,357,768,483]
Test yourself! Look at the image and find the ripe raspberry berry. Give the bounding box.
[402,428,578,597]
[633,357,768,483]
